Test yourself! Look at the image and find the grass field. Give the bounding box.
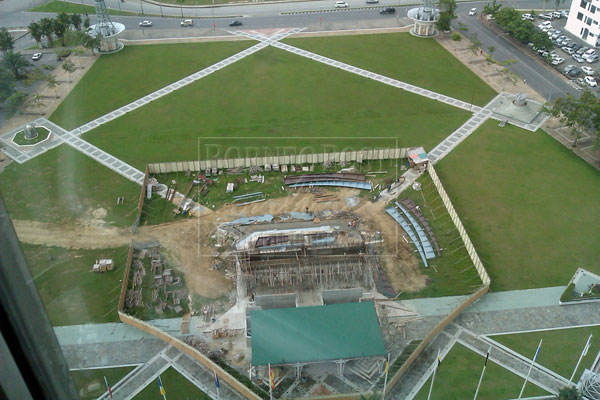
[50,41,252,130]
[71,367,135,400]
[414,344,549,400]
[435,120,600,291]
[23,244,129,326]
[284,33,497,107]
[396,173,482,298]
[83,46,471,169]
[133,367,210,399]
[492,325,600,381]
[29,0,149,16]
[0,145,141,226]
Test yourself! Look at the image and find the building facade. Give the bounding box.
[565,0,600,47]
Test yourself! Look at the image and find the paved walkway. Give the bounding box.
[97,345,247,400]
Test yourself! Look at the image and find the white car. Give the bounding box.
[139,20,153,27]
[469,8,477,16]
[522,13,534,21]
[551,57,564,66]
[585,76,597,87]
[581,66,594,75]
[180,19,193,26]
[335,1,349,7]
[31,53,42,61]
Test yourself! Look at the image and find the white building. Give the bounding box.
[565,0,600,47]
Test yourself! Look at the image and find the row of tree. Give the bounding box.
[493,7,554,50]
[548,90,600,148]
[28,12,89,48]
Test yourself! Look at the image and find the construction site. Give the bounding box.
[113,146,490,399]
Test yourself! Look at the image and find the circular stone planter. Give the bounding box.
[12,126,52,147]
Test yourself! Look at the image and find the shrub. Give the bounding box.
[451,33,461,41]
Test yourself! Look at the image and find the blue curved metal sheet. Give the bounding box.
[289,181,372,190]
[396,202,436,260]
[385,207,428,267]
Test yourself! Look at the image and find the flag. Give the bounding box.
[214,370,220,389]
[269,364,275,389]
[533,340,543,362]
[583,335,592,357]
[157,375,166,396]
[484,351,489,367]
[103,376,112,399]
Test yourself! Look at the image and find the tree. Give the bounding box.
[469,33,481,58]
[0,65,16,103]
[485,46,497,65]
[28,22,44,47]
[71,14,83,31]
[53,17,68,47]
[45,74,59,98]
[62,59,76,82]
[30,92,45,114]
[458,22,468,32]
[483,0,502,16]
[436,0,457,32]
[40,18,55,47]
[73,47,85,69]
[84,16,90,29]
[557,386,581,400]
[83,34,101,55]
[0,27,14,54]
[25,68,45,87]
[548,90,600,148]
[2,51,31,79]
[4,91,27,114]
[500,59,517,89]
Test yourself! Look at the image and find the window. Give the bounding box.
[578,12,585,20]
[592,5,597,12]
[581,0,587,8]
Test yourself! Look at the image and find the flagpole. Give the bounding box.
[215,369,220,400]
[427,349,440,400]
[570,334,593,383]
[103,376,113,399]
[518,339,542,399]
[473,347,491,400]
[268,363,273,400]
[382,353,390,400]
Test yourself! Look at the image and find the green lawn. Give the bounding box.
[435,120,600,291]
[284,33,497,107]
[84,46,470,170]
[491,325,600,381]
[396,173,482,298]
[133,367,210,400]
[50,41,253,130]
[71,367,135,400]
[414,344,549,400]
[23,244,129,326]
[0,145,140,227]
[12,127,50,145]
[29,0,149,17]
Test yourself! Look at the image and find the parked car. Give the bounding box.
[577,47,589,55]
[366,0,379,3]
[585,75,597,87]
[335,1,348,7]
[551,57,565,66]
[564,64,578,73]
[576,77,586,87]
[31,52,42,61]
[181,19,193,26]
[573,54,585,63]
[380,7,395,14]
[563,47,575,55]
[539,13,553,20]
[568,67,582,77]
[469,8,477,16]
[586,54,599,63]
[552,11,562,19]
[139,20,152,27]
[561,10,570,18]
[229,20,242,26]
[581,66,594,75]
[522,13,535,21]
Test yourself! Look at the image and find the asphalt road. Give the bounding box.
[0,0,581,101]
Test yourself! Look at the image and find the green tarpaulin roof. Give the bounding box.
[251,302,386,366]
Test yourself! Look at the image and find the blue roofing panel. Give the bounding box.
[396,202,436,260]
[289,181,372,190]
[385,207,428,267]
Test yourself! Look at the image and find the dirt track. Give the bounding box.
[13,187,424,298]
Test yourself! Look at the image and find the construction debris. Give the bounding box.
[92,259,114,273]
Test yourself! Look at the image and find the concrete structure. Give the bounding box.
[88,0,125,53]
[24,124,37,139]
[565,0,600,47]
[407,0,439,37]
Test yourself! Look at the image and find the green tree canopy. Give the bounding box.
[548,90,600,148]
[0,27,14,54]
[436,0,457,32]
[2,51,31,80]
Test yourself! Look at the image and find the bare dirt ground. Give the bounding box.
[13,188,424,299]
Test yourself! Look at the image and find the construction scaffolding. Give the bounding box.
[239,254,376,294]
